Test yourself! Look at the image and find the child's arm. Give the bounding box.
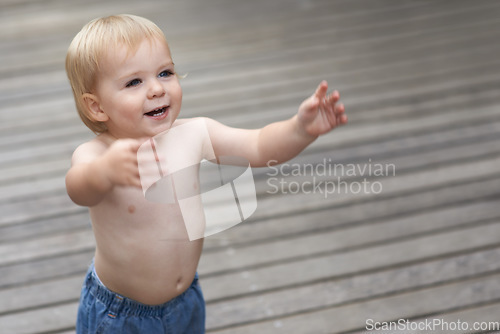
[205,81,347,167]
[66,138,145,206]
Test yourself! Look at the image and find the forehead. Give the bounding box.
[98,38,172,76]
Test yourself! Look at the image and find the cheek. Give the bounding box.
[173,85,182,103]
[168,80,182,98]
[112,93,142,109]
[102,96,142,120]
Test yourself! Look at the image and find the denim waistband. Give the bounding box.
[85,262,199,318]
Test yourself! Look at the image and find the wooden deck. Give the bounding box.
[1,0,500,333]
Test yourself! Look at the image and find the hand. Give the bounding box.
[297,80,347,137]
[99,138,147,188]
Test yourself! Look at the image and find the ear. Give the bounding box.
[82,93,109,123]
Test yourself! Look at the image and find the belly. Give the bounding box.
[90,189,204,305]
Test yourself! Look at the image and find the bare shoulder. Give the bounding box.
[71,134,110,166]
[174,116,229,134]
[170,117,221,159]
[171,117,221,138]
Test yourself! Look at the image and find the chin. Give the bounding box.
[151,123,174,137]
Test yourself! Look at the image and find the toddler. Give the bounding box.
[65,14,347,334]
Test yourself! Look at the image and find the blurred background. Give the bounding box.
[1,0,500,333]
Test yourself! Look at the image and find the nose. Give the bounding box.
[147,79,166,99]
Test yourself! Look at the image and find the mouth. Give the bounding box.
[144,106,169,119]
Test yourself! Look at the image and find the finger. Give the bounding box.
[327,90,340,105]
[326,107,337,128]
[130,176,143,188]
[125,137,151,154]
[338,114,348,125]
[319,96,336,127]
[314,80,328,100]
[334,103,345,116]
[321,92,337,118]
[131,138,150,152]
[323,98,335,120]
[132,165,143,182]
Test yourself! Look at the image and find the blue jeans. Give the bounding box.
[76,262,205,333]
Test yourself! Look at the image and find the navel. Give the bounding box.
[176,277,183,290]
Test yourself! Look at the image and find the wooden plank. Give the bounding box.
[1,0,500,333]
[0,0,485,67]
[200,221,500,302]
[0,158,69,185]
[1,33,498,151]
[252,153,500,222]
[6,253,497,334]
[1,7,496,88]
[1,32,498,133]
[0,193,83,227]
[0,4,500,112]
[1,92,498,185]
[0,134,498,245]
[0,212,89,243]
[207,274,500,333]
[0,175,65,202]
[1,30,498,132]
[2,84,499,183]
[1,118,498,205]
[0,171,496,287]
[0,229,94,267]
[186,71,500,129]
[1,188,498,283]
[0,137,84,168]
[2,106,499,192]
[183,52,500,118]
[3,28,499,127]
[164,2,500,68]
[201,198,500,276]
[252,131,500,192]
[0,252,93,289]
[0,275,82,315]
[204,182,500,250]
[250,157,500,227]
[4,34,500,125]
[2,245,499,331]
[0,98,78,131]
[1,173,499,289]
[0,301,78,334]
[205,249,500,330]
[1,135,493,248]
[1,91,498,174]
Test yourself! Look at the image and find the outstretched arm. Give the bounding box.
[205,81,347,167]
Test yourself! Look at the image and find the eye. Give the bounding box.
[158,70,174,78]
[126,78,142,87]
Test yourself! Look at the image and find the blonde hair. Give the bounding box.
[65,14,168,133]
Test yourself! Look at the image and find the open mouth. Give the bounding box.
[145,107,168,118]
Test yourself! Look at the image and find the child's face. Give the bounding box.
[93,38,182,138]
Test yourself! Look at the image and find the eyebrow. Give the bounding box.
[118,62,175,82]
